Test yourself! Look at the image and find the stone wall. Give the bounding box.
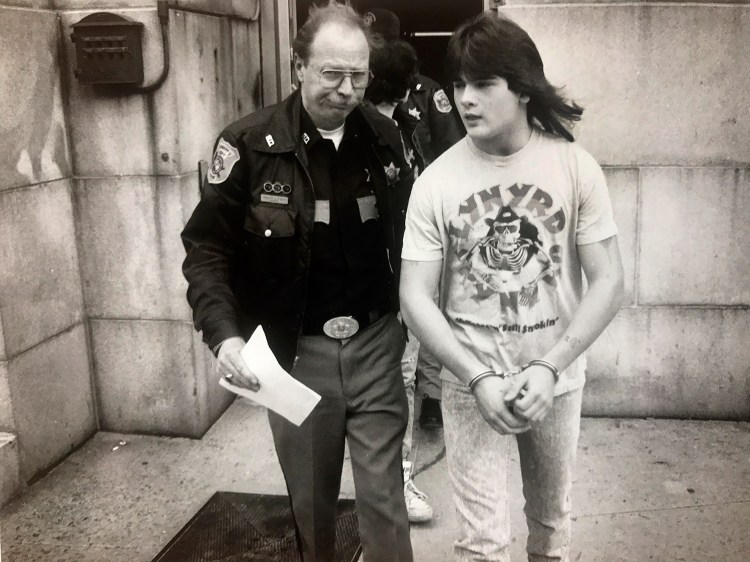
[497,3,750,418]
[0,3,92,493]
[0,0,282,495]
[1,0,748,505]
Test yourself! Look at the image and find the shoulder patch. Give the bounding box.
[433,89,453,114]
[207,138,240,185]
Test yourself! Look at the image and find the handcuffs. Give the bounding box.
[467,360,560,412]
[468,360,559,393]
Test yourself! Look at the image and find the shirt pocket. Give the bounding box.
[244,204,298,277]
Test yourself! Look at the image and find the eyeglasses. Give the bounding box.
[317,69,373,89]
[493,223,520,235]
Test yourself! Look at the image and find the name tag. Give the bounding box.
[315,200,330,224]
[357,195,378,222]
[260,194,288,205]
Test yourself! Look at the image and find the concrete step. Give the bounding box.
[0,432,23,508]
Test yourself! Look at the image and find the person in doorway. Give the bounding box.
[181,3,414,561]
[400,12,624,562]
[362,5,465,434]
[363,36,434,523]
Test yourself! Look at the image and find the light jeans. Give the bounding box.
[400,329,420,460]
[442,380,583,562]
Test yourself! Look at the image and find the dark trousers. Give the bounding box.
[268,313,413,562]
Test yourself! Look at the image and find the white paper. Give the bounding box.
[218,326,321,426]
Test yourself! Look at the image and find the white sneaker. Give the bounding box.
[403,461,433,523]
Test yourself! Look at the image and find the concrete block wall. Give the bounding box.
[55,0,264,437]
[0,0,274,500]
[499,3,750,419]
[0,4,94,496]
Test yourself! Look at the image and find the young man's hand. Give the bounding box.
[473,376,531,434]
[216,337,261,392]
[505,365,555,422]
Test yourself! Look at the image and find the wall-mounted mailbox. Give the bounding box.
[70,12,144,85]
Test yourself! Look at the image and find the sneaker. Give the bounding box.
[418,395,443,429]
[403,461,433,523]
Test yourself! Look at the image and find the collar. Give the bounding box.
[300,106,323,148]
[253,90,398,155]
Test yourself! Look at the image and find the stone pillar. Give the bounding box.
[497,2,750,419]
[57,0,265,436]
[1,0,276,504]
[0,2,95,494]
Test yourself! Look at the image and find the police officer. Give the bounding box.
[362,4,463,485]
[362,7,465,167]
[181,3,413,561]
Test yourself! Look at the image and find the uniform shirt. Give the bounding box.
[400,74,465,167]
[301,109,392,334]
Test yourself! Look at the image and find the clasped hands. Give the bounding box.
[472,364,556,434]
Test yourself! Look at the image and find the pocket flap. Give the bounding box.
[245,205,297,237]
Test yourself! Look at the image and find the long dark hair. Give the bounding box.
[365,40,418,105]
[446,12,583,141]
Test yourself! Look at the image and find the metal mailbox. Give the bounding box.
[70,12,144,85]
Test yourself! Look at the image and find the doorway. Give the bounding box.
[294,0,486,85]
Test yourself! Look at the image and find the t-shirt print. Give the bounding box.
[447,181,565,331]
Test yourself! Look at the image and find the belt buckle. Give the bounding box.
[323,316,359,339]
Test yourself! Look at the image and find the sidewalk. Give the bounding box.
[1,399,748,561]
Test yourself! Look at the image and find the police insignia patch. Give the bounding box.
[433,89,453,114]
[207,138,240,184]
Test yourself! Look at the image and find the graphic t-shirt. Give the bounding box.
[401,128,617,395]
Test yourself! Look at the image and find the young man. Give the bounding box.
[400,12,624,562]
[181,3,413,561]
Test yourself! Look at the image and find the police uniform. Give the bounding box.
[181,89,414,562]
[401,73,465,167]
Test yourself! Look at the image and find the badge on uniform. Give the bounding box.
[408,106,421,120]
[384,162,400,185]
[207,138,241,185]
[260,181,291,205]
[433,89,453,114]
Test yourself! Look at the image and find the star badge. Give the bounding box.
[384,162,400,183]
[408,106,421,120]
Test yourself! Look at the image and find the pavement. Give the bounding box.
[1,398,749,562]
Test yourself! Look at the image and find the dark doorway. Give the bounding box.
[294,0,485,85]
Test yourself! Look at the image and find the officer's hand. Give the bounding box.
[506,365,554,423]
[473,375,530,435]
[217,337,260,392]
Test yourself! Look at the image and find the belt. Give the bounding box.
[305,308,386,339]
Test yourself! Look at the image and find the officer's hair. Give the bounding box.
[365,40,418,106]
[446,12,583,142]
[293,1,372,62]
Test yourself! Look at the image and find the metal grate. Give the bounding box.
[152,492,361,562]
